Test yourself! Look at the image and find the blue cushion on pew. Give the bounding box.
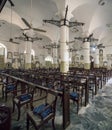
[7,85,15,91]
[48,84,53,88]
[70,92,78,99]
[20,94,31,101]
[57,87,63,91]
[33,104,52,119]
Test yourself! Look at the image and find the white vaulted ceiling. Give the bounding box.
[0,0,112,49]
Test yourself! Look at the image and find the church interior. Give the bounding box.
[0,0,112,130]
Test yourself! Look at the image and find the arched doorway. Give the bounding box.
[45,55,53,68]
[0,43,7,69]
[90,56,94,69]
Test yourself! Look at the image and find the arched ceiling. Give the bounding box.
[0,0,112,48]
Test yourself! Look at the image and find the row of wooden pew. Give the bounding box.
[0,67,111,129]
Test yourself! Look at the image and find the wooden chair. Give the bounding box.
[2,79,17,101]
[26,89,58,130]
[12,84,35,120]
[0,105,11,130]
[69,82,83,114]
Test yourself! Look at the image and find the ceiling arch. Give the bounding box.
[0,0,112,50]
[0,7,26,29]
[89,3,112,34]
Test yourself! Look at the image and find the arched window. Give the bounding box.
[45,55,53,63]
[0,43,7,63]
[24,49,35,56]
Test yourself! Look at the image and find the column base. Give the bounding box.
[60,61,69,73]
[107,66,111,70]
[52,63,58,68]
[84,63,90,69]
[25,63,31,69]
[45,61,52,68]
[94,64,99,68]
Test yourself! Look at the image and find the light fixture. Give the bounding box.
[92,47,96,52]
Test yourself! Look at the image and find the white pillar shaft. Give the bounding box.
[60,25,69,61]
[53,48,57,64]
[94,49,99,64]
[83,42,90,63]
[60,24,69,73]
[25,41,32,63]
[103,49,106,62]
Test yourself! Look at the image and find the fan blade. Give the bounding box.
[97,43,105,48]
[32,37,42,41]
[21,18,31,28]
[15,36,26,41]
[88,33,93,38]
[74,37,83,41]
[12,41,20,44]
[67,40,75,44]
[98,43,103,46]
[9,38,20,44]
[8,0,15,6]
[0,38,20,44]
[33,28,46,32]
[90,38,98,42]
[69,21,84,27]
[22,18,46,32]
[69,48,77,52]
[0,39,9,42]
[21,28,30,31]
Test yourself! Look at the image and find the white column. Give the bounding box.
[60,20,69,73]
[83,42,90,69]
[25,41,32,69]
[53,48,58,68]
[94,48,99,68]
[69,50,73,67]
[103,49,108,68]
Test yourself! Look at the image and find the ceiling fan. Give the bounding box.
[69,48,78,52]
[97,43,105,48]
[74,33,98,42]
[97,43,112,48]
[66,40,76,45]
[0,38,20,44]
[43,5,84,27]
[44,43,60,48]
[21,0,46,33]
[43,45,52,55]
[90,43,105,49]
[43,45,50,49]
[15,33,42,42]
[21,18,46,33]
[68,47,85,52]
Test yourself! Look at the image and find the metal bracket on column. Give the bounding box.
[74,33,98,43]
[69,21,84,27]
[43,19,60,27]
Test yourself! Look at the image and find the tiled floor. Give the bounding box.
[1,79,112,130]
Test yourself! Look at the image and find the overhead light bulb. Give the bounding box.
[92,47,96,52]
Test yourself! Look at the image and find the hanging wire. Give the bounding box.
[10,5,13,39]
[30,0,33,25]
